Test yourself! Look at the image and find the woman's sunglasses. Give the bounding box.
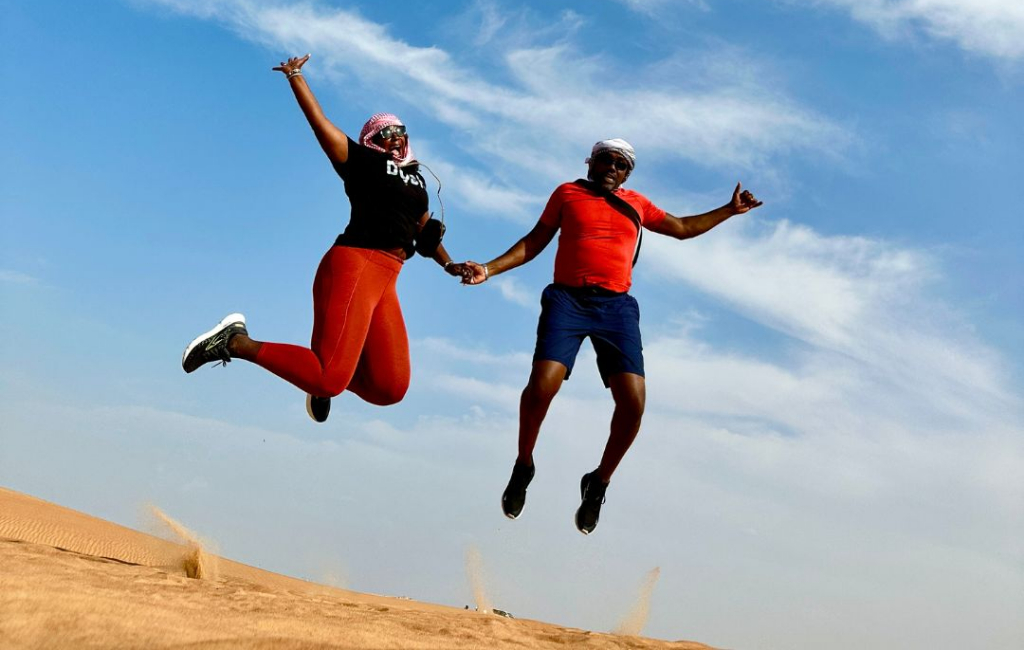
[593,152,630,172]
[378,125,407,140]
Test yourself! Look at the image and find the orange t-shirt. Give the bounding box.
[538,182,667,293]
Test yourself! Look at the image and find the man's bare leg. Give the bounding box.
[516,360,569,466]
[501,360,568,519]
[596,372,646,483]
[574,372,645,534]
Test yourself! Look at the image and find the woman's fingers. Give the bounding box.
[272,55,310,73]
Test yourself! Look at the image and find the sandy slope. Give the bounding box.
[0,487,713,649]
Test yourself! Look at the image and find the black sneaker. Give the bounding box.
[574,470,608,535]
[182,313,247,373]
[306,394,331,423]
[501,461,535,520]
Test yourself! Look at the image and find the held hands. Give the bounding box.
[730,182,763,215]
[448,261,488,285]
[272,54,310,78]
[444,262,474,283]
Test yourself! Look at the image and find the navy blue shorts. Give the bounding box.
[533,283,644,387]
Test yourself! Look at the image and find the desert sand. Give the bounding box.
[0,487,714,649]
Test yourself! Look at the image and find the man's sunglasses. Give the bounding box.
[378,125,407,140]
[593,152,630,171]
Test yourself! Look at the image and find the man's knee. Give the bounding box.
[522,380,552,404]
[522,373,564,408]
[610,374,646,419]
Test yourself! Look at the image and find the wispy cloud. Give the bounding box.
[0,269,41,285]
[645,219,924,348]
[642,217,1018,419]
[614,0,710,16]
[492,276,540,312]
[467,0,510,47]
[416,337,532,367]
[814,0,1024,61]
[137,0,848,192]
[412,143,542,224]
[636,322,1024,561]
[431,374,522,411]
[614,0,1024,62]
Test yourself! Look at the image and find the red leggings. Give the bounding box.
[254,246,410,405]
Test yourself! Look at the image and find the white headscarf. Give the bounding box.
[585,138,636,170]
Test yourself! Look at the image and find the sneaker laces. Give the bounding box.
[204,328,236,368]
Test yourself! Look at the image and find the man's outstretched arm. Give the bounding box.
[463,221,558,285]
[650,183,762,240]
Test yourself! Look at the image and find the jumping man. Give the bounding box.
[461,139,762,534]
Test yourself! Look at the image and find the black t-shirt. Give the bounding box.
[332,138,428,254]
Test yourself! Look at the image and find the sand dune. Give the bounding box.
[0,487,714,649]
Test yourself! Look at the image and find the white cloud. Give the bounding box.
[467,0,510,47]
[0,269,41,285]
[492,276,540,312]
[412,143,542,224]
[645,219,921,347]
[813,0,1024,61]
[431,374,522,411]
[416,337,532,367]
[642,217,1017,420]
[614,0,1024,62]
[137,0,848,191]
[615,0,710,16]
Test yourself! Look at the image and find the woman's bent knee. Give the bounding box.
[359,381,409,406]
[319,379,349,399]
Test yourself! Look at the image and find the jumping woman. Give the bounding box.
[182,54,468,423]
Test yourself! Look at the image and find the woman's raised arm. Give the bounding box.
[273,55,350,165]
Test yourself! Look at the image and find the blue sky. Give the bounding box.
[2,1,1022,648]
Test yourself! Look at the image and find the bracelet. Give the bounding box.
[443,260,454,271]
[483,264,490,280]
[286,70,303,79]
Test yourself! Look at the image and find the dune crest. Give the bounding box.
[0,487,715,649]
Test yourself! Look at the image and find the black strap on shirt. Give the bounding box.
[573,179,643,266]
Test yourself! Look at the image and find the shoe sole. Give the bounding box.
[575,514,593,535]
[501,463,534,520]
[501,497,520,520]
[305,394,330,423]
[575,473,597,535]
[182,313,246,373]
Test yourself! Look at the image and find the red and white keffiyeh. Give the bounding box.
[359,113,416,167]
